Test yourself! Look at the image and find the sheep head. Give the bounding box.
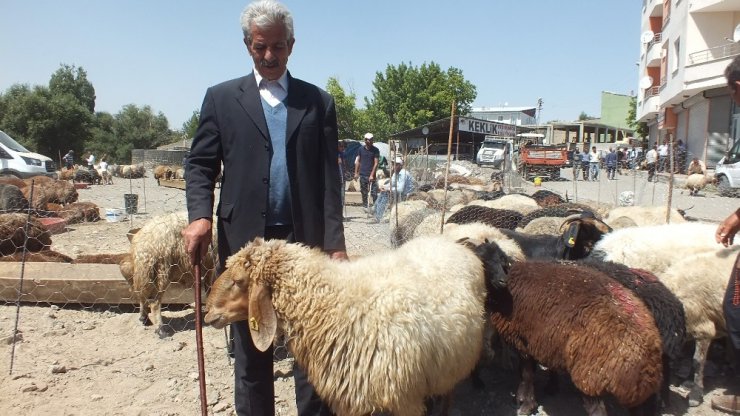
[204,237,281,352]
[558,213,612,260]
[456,237,510,290]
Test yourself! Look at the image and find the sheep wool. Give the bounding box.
[206,235,488,416]
[489,261,663,409]
[121,211,217,337]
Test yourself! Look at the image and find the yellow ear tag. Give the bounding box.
[249,317,259,331]
[568,237,575,246]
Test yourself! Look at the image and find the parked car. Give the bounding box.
[0,130,56,178]
[715,138,740,197]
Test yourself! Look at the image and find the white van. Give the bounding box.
[0,130,56,178]
[715,138,740,197]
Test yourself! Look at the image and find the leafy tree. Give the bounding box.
[48,64,96,113]
[365,62,476,138]
[88,111,117,162]
[181,110,200,140]
[626,96,649,139]
[109,104,172,163]
[0,83,92,159]
[578,111,596,121]
[326,78,360,141]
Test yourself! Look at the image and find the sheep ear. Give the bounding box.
[248,283,276,352]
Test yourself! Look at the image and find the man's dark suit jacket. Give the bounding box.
[186,72,346,267]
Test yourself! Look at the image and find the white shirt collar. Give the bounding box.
[253,68,289,91]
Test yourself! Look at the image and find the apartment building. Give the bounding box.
[636,0,740,167]
[470,106,537,126]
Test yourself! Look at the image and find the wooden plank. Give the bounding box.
[0,263,194,305]
[158,179,186,190]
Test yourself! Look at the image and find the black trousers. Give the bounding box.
[359,175,378,206]
[724,252,740,352]
[232,225,333,416]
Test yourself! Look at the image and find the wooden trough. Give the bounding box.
[158,179,187,190]
[0,263,194,305]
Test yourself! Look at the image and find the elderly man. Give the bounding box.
[712,54,740,415]
[182,1,347,415]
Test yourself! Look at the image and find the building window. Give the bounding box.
[672,37,680,74]
[498,116,504,121]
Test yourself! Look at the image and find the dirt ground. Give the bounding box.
[0,172,737,415]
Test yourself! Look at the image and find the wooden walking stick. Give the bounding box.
[194,263,208,415]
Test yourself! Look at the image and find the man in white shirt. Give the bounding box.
[588,146,600,181]
[645,144,658,182]
[657,141,669,172]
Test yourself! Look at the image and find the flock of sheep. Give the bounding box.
[105,170,737,416]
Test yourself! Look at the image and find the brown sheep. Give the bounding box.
[54,202,100,224]
[487,258,663,415]
[0,184,29,213]
[0,213,52,255]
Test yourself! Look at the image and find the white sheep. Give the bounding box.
[578,220,738,406]
[685,173,716,196]
[120,211,217,338]
[204,235,493,416]
[604,205,686,227]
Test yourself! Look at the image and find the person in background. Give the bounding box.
[354,132,380,213]
[616,147,625,175]
[645,144,658,182]
[657,140,669,172]
[676,139,687,174]
[572,148,582,181]
[604,147,617,180]
[62,149,75,170]
[86,152,96,170]
[374,157,414,223]
[580,146,590,181]
[627,146,638,170]
[686,157,706,176]
[589,146,600,181]
[337,140,347,217]
[181,1,347,415]
[711,53,740,416]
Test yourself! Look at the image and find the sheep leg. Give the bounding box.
[581,397,607,416]
[661,354,671,407]
[688,338,711,406]
[628,394,659,416]
[138,300,152,326]
[516,357,537,415]
[151,301,172,339]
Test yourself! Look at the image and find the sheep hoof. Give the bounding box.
[139,315,152,326]
[156,326,174,339]
[688,388,704,407]
[517,402,537,415]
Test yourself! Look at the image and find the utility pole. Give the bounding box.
[537,97,544,144]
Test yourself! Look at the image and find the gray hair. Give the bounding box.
[240,0,294,44]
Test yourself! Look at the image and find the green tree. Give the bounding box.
[365,62,476,138]
[326,77,360,141]
[110,104,172,163]
[181,110,200,140]
[88,111,117,162]
[49,64,96,113]
[626,96,649,139]
[0,83,92,159]
[578,111,596,121]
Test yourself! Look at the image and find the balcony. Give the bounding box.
[645,33,663,67]
[688,42,740,65]
[638,94,660,122]
[690,0,740,13]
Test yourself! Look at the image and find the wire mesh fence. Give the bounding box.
[1,150,738,414]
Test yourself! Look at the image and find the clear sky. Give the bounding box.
[1,0,639,132]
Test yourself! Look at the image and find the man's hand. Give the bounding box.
[182,218,213,265]
[329,250,349,261]
[717,209,740,247]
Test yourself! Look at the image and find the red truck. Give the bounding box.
[517,144,568,181]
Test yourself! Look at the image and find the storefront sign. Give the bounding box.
[458,117,516,137]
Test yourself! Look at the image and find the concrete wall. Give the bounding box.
[600,92,632,130]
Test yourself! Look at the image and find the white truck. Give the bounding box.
[476,137,514,169]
